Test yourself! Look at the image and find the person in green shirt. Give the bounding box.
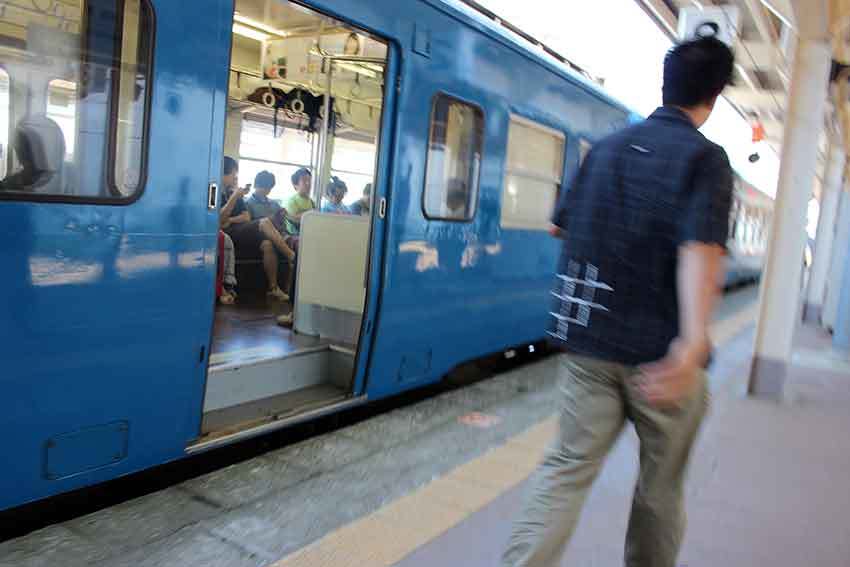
[283,168,315,234]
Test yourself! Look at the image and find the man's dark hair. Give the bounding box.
[255,170,276,189]
[223,156,238,175]
[662,36,734,107]
[291,167,312,186]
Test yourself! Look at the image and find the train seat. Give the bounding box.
[7,115,67,194]
[293,212,369,345]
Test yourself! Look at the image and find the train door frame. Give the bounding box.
[189,0,399,451]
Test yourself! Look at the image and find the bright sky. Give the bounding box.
[479,0,781,197]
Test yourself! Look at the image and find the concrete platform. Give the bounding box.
[391,325,850,567]
[5,287,849,567]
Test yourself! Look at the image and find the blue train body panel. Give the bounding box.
[0,0,635,511]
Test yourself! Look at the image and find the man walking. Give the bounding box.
[502,35,735,567]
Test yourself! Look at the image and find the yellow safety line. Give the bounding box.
[270,304,758,567]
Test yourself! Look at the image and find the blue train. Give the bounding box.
[0,0,770,512]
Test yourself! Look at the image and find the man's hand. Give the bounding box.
[236,185,250,198]
[548,223,563,238]
[637,338,709,407]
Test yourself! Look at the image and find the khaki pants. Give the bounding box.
[502,354,708,567]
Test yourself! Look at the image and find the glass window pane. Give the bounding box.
[46,79,77,160]
[0,0,152,200]
[240,118,314,165]
[331,137,376,176]
[423,95,483,221]
[506,119,564,181]
[0,69,9,180]
[113,0,151,195]
[501,116,566,231]
[501,174,558,230]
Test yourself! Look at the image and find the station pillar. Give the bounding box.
[832,230,850,351]
[823,188,850,331]
[749,38,832,398]
[804,145,845,323]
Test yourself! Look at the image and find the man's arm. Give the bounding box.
[639,146,733,406]
[678,243,724,357]
[221,188,247,218]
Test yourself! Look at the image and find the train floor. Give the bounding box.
[211,294,328,369]
[4,287,850,567]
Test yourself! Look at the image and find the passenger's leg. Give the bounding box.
[260,240,288,301]
[622,371,709,567]
[258,218,296,262]
[502,355,626,567]
[222,232,237,291]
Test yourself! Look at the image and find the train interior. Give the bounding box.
[202,0,388,441]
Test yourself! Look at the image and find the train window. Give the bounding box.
[0,69,9,180]
[501,115,565,230]
[0,0,153,201]
[423,94,483,221]
[239,117,314,201]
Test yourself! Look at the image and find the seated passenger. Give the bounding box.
[246,170,281,220]
[0,115,66,193]
[321,177,351,214]
[283,168,315,234]
[349,183,371,216]
[446,179,468,218]
[247,170,299,253]
[220,156,295,301]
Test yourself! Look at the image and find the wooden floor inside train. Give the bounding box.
[210,294,327,369]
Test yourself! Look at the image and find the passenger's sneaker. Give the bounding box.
[277,313,293,327]
[267,287,290,302]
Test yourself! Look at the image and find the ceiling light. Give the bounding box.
[232,23,269,42]
[233,13,287,38]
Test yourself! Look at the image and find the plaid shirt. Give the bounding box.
[549,106,733,365]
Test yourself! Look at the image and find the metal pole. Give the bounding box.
[314,59,334,207]
[749,37,831,399]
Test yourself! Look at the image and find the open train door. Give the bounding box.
[191,0,398,449]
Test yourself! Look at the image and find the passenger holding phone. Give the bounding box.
[220,157,295,302]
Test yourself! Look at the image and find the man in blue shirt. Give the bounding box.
[502,35,735,567]
[246,170,283,221]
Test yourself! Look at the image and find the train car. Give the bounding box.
[0,0,768,513]
[724,176,773,287]
[0,0,635,512]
